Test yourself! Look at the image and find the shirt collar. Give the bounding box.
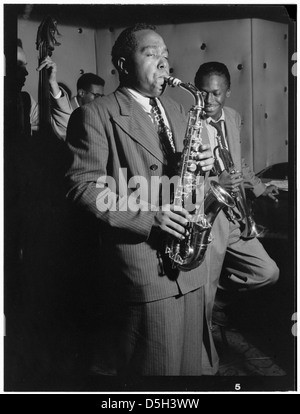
[206,109,225,125]
[125,87,170,128]
[127,88,153,113]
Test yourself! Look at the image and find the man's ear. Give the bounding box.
[118,57,129,75]
[226,89,231,98]
[78,88,85,97]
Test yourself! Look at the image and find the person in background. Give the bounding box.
[65,23,218,377]
[9,37,73,268]
[5,39,73,389]
[58,82,72,101]
[17,38,72,139]
[71,72,105,110]
[194,61,280,328]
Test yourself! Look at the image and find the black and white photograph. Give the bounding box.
[2,2,297,394]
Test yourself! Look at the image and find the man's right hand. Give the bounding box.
[219,170,243,193]
[153,205,192,240]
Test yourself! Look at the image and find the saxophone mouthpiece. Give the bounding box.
[164,76,182,87]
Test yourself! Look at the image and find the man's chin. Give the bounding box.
[205,109,218,118]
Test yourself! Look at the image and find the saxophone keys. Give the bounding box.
[187,161,197,172]
[190,146,199,155]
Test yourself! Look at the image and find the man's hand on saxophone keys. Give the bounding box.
[194,144,215,173]
[153,206,192,240]
[152,146,214,240]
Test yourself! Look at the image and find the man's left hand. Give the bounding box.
[194,144,214,173]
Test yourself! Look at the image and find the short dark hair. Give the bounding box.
[111,23,157,70]
[77,73,105,90]
[195,62,231,89]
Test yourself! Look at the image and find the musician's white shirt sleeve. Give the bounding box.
[51,90,62,100]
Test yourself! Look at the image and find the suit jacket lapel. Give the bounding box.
[224,107,242,170]
[113,89,210,164]
[113,88,165,164]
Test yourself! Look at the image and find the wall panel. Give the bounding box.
[94,27,123,96]
[18,16,289,173]
[252,19,289,173]
[160,20,254,168]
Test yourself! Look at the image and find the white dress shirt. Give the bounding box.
[127,88,171,129]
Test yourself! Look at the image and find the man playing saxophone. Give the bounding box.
[194,61,280,327]
[65,24,218,376]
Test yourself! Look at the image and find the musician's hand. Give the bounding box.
[194,144,214,172]
[36,56,60,97]
[153,205,192,240]
[219,170,244,193]
[262,185,279,202]
[37,56,57,81]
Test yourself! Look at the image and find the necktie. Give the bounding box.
[210,119,228,174]
[210,119,227,149]
[149,98,176,159]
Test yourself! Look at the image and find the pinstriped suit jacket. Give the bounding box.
[66,87,211,303]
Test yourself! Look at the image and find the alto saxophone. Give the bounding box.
[164,76,235,271]
[213,132,260,239]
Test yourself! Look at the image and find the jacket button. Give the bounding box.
[150,164,158,171]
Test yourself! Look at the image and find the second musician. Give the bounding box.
[194,61,280,327]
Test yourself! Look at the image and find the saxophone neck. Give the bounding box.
[165,76,204,109]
